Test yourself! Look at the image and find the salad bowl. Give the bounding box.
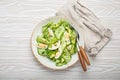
[31,16,84,70]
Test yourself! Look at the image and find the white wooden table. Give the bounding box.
[0,0,120,79]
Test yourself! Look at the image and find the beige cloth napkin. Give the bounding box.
[56,0,112,56]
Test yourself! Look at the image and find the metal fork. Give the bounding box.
[73,28,90,71]
[77,33,90,71]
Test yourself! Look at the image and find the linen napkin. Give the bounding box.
[56,0,112,56]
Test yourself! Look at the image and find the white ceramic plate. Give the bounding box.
[31,16,84,70]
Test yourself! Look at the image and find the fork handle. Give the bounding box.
[78,51,87,71]
[80,46,90,66]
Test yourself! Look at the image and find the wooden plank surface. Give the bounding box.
[0,0,120,79]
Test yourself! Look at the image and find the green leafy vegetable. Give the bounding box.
[36,19,78,66]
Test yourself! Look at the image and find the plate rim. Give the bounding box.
[31,16,84,70]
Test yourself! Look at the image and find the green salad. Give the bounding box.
[36,20,77,66]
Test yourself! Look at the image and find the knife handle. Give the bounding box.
[78,51,87,71]
[80,46,90,66]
